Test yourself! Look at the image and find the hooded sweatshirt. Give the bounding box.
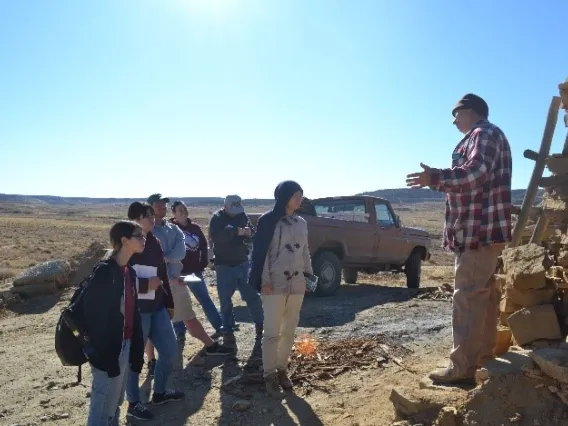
[248,181,309,292]
[169,218,208,274]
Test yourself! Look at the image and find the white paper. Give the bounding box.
[183,274,202,284]
[132,264,158,300]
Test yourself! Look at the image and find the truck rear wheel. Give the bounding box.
[342,268,358,284]
[405,250,422,289]
[313,251,342,297]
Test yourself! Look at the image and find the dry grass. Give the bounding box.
[0,267,16,280]
[0,201,449,275]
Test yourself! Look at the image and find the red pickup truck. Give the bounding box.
[249,195,432,296]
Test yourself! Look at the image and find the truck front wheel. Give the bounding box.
[405,250,422,289]
[313,251,342,297]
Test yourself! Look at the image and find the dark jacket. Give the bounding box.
[170,218,208,274]
[129,232,174,313]
[82,258,144,377]
[248,181,303,291]
[209,209,253,267]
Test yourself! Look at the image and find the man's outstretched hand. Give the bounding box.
[406,163,434,188]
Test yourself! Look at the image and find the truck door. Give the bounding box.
[312,198,377,263]
[374,200,408,264]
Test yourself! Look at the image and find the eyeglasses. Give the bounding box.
[131,233,146,240]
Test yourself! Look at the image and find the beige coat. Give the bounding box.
[262,214,313,294]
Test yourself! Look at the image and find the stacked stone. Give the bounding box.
[495,243,564,353]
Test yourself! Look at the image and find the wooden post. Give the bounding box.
[510,96,562,247]
[529,212,549,245]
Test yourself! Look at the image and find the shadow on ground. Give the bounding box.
[7,290,64,315]
[233,283,417,328]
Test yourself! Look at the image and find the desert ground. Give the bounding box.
[0,201,463,426]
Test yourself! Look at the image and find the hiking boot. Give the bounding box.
[428,367,474,385]
[265,373,284,399]
[127,402,154,420]
[205,342,234,356]
[151,390,185,405]
[278,370,293,390]
[147,359,156,378]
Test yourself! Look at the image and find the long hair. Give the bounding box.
[109,220,142,256]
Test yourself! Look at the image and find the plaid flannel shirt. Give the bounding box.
[429,120,512,252]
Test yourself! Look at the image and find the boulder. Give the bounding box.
[13,260,71,289]
[530,348,568,384]
[508,305,562,346]
[475,348,534,384]
[501,244,547,291]
[389,388,443,417]
[504,286,555,307]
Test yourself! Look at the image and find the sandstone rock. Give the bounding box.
[10,281,58,298]
[494,326,512,356]
[500,297,522,314]
[530,348,568,383]
[435,406,459,426]
[504,286,555,307]
[508,305,562,346]
[475,349,534,384]
[389,388,443,417]
[13,260,71,288]
[501,244,547,291]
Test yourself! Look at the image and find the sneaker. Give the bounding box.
[147,359,156,378]
[176,332,186,342]
[151,390,185,405]
[210,331,222,340]
[127,402,154,420]
[205,342,234,356]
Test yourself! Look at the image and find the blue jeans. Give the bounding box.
[126,308,176,403]
[215,261,263,331]
[87,340,131,426]
[173,272,223,336]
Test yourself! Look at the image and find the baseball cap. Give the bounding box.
[224,195,245,216]
[147,193,170,204]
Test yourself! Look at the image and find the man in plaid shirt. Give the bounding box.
[406,93,512,384]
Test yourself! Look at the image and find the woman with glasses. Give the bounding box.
[248,181,313,399]
[84,220,146,426]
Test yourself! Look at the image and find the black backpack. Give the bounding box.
[54,266,99,383]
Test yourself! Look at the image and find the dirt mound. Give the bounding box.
[462,374,568,426]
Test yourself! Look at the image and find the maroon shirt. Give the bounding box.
[122,266,135,339]
[169,218,208,274]
[129,231,174,313]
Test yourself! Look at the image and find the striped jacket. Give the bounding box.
[430,120,512,252]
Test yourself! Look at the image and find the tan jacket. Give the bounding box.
[262,214,313,295]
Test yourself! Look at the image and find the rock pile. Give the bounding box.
[496,243,566,350]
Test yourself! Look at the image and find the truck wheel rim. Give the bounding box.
[321,262,335,284]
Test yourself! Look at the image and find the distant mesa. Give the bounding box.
[0,188,542,206]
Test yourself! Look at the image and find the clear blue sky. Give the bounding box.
[1,0,567,199]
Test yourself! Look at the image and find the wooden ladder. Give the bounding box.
[510,80,568,247]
